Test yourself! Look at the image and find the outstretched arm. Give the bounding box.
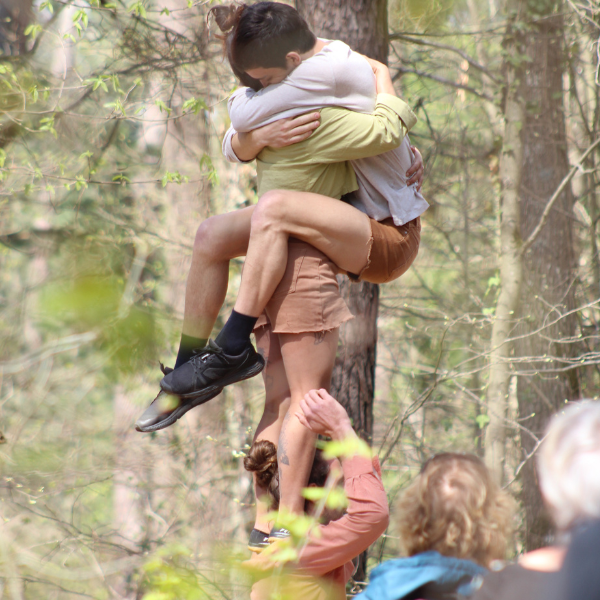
[294,389,389,577]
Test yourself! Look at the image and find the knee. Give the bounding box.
[193,216,226,260]
[251,190,288,233]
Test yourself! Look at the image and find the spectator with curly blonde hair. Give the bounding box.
[356,453,515,600]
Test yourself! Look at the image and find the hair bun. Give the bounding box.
[209,3,246,33]
[244,440,278,489]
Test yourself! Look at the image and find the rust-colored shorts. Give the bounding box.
[254,240,354,334]
[349,216,422,284]
[254,216,421,334]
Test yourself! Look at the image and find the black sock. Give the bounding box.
[215,310,258,355]
[174,334,208,369]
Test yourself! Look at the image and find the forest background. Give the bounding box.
[1,0,599,598]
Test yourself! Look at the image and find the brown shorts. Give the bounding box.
[254,240,354,334]
[349,216,421,284]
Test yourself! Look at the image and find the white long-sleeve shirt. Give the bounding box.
[222,40,429,226]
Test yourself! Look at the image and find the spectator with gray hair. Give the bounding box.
[472,400,600,600]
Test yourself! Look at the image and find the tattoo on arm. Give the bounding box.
[313,331,325,346]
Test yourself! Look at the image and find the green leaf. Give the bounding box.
[130,1,147,17]
[476,414,490,429]
[0,149,7,169]
[79,151,93,160]
[75,176,88,191]
[39,1,54,14]
[319,436,371,460]
[161,7,170,15]
[155,99,172,115]
[182,97,208,114]
[24,24,43,39]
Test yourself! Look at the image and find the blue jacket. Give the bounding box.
[355,551,487,600]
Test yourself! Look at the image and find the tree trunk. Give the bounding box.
[484,1,525,484]
[0,0,33,56]
[295,0,388,582]
[295,0,387,444]
[515,1,579,550]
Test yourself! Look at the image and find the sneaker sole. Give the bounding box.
[248,544,269,553]
[135,388,223,433]
[162,354,266,401]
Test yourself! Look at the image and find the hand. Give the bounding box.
[254,111,321,149]
[356,54,395,96]
[296,389,354,440]
[407,145,424,191]
[361,56,384,75]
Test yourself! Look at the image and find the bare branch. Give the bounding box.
[390,34,501,83]
[393,66,494,102]
[520,136,600,256]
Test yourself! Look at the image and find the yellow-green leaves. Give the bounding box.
[72,9,89,36]
[24,24,43,40]
[39,1,54,14]
[161,171,189,187]
[302,486,349,510]
[319,436,372,461]
[182,97,208,115]
[130,1,148,18]
[155,99,172,115]
[39,116,57,138]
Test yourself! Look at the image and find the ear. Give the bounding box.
[286,52,302,67]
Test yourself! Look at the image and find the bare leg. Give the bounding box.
[181,206,254,339]
[276,329,339,516]
[234,190,371,318]
[252,325,291,533]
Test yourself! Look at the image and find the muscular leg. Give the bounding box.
[182,206,254,338]
[276,329,339,517]
[234,190,371,318]
[252,325,291,533]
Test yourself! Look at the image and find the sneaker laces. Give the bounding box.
[188,340,225,376]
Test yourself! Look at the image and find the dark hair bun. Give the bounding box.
[244,440,278,489]
[209,3,246,33]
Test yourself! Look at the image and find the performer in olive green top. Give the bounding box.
[254,93,417,199]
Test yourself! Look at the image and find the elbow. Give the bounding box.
[368,502,390,536]
[230,108,257,133]
[230,115,252,133]
[364,494,390,538]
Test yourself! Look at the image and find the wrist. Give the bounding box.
[329,418,354,441]
[250,127,273,152]
[376,67,396,96]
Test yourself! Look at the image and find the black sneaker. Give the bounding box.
[135,363,223,433]
[268,526,291,542]
[248,528,270,553]
[160,339,265,400]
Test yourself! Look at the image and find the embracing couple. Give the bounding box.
[135,0,427,556]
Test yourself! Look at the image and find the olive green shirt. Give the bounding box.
[256,93,417,199]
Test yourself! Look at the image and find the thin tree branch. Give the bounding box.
[520,136,600,256]
[393,66,494,102]
[390,34,501,83]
